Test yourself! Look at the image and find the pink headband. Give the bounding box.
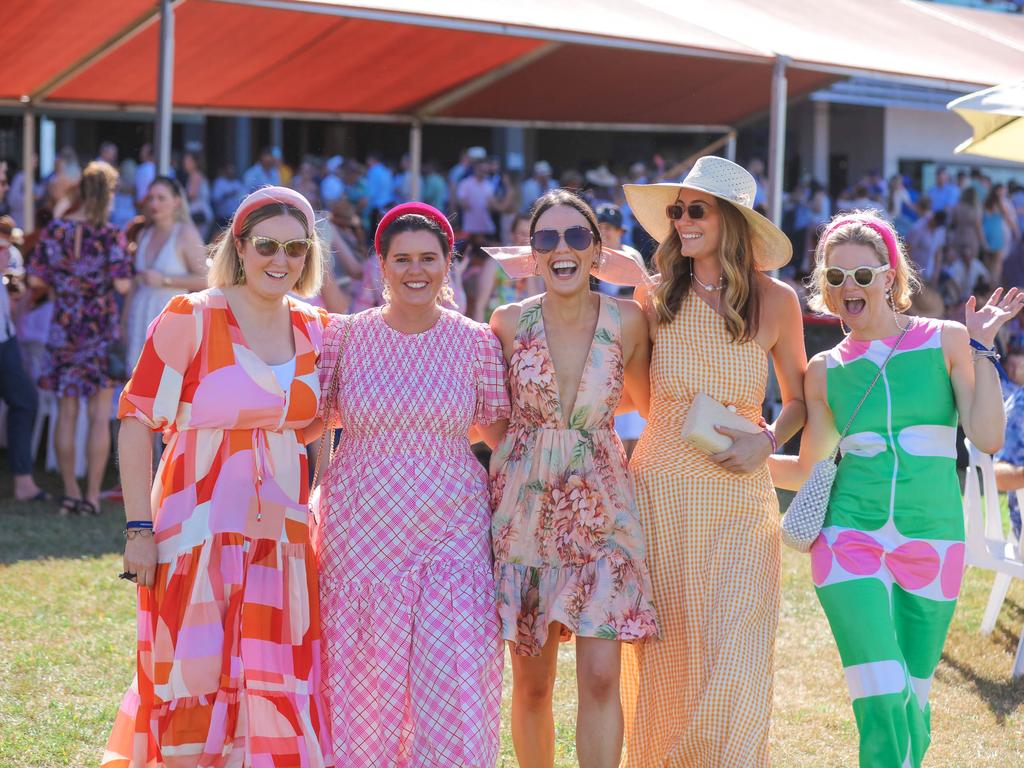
[821,214,900,269]
[231,186,316,238]
[374,202,455,257]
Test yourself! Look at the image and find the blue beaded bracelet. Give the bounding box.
[125,520,154,530]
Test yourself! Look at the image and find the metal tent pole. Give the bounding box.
[21,109,35,232]
[410,119,422,201]
[154,0,175,175]
[767,56,788,227]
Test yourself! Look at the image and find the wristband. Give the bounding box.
[125,520,153,530]
[969,339,1009,382]
[762,427,778,453]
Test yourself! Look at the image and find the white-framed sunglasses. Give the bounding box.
[825,264,890,288]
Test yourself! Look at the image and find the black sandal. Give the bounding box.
[57,495,80,517]
[78,500,101,516]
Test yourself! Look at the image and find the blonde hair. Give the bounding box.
[79,161,118,227]
[652,198,760,342]
[806,211,919,315]
[208,203,323,297]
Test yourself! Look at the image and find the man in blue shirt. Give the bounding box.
[242,147,281,193]
[364,151,394,220]
[928,167,960,216]
[995,343,1024,540]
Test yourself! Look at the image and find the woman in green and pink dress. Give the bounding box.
[488,189,657,768]
[770,211,1022,767]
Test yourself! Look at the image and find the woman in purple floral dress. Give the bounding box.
[27,161,133,515]
[489,189,658,768]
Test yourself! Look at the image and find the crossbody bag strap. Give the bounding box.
[829,324,910,461]
[311,320,351,490]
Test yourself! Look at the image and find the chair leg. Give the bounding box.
[981,572,1013,635]
[1013,625,1024,679]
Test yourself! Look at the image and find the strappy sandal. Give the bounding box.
[78,500,101,516]
[57,495,80,517]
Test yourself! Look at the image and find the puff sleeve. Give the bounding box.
[473,324,511,426]
[118,294,200,431]
[318,313,350,430]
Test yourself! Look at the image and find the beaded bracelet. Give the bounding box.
[969,338,1009,381]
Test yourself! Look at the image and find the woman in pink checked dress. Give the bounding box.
[313,203,509,767]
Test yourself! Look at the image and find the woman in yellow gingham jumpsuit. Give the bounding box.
[620,156,807,767]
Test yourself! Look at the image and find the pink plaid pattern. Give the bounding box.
[314,308,509,767]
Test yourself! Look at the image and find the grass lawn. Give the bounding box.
[1,480,1022,767]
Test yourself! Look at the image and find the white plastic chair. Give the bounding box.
[964,439,1024,678]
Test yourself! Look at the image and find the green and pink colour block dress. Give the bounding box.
[811,317,964,768]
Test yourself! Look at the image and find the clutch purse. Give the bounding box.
[681,392,762,454]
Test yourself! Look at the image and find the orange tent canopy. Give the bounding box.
[3,0,1022,127]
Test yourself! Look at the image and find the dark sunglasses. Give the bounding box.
[248,235,312,259]
[825,264,890,288]
[666,202,710,221]
[531,226,594,254]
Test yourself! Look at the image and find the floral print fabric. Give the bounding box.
[27,218,133,397]
[490,294,657,656]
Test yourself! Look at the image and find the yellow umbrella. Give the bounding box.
[947,80,1024,163]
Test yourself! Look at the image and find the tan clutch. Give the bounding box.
[681,392,762,454]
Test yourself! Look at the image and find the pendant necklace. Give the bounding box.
[691,260,725,292]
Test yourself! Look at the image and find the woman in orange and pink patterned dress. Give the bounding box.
[489,189,658,768]
[105,188,332,768]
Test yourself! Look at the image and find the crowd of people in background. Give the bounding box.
[1,138,1023,510]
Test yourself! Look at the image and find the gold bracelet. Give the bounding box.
[124,528,155,540]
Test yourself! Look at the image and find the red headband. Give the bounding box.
[374,202,455,258]
[232,186,316,238]
[822,214,900,269]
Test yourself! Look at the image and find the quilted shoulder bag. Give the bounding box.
[780,325,909,552]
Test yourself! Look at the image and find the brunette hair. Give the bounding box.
[148,175,189,224]
[651,197,760,342]
[378,213,455,307]
[528,188,601,249]
[208,203,323,297]
[806,211,919,314]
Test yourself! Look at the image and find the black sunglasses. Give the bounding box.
[666,202,710,221]
[248,235,312,260]
[531,226,594,254]
[825,264,890,288]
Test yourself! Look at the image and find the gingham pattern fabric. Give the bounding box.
[314,308,509,768]
[103,290,333,768]
[621,292,780,768]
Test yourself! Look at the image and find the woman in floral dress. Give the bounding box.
[315,202,510,767]
[489,189,657,768]
[27,160,133,515]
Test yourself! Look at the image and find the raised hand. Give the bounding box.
[965,287,1024,347]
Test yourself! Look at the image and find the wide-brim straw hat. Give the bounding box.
[624,155,791,271]
[482,245,652,287]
